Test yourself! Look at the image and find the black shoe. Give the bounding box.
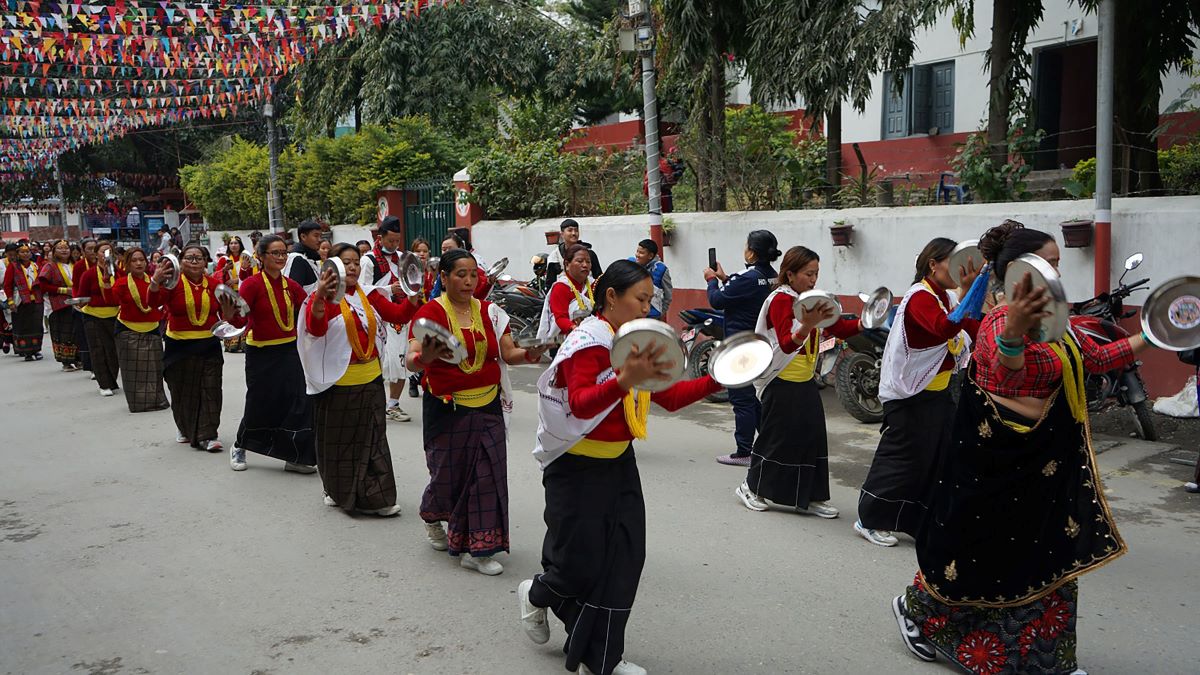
[33,353,43,360]
[24,354,34,362]
[892,595,936,662]
[409,381,420,398]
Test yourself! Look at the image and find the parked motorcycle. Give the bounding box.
[488,274,546,346]
[835,323,890,424]
[1071,252,1157,441]
[679,307,728,403]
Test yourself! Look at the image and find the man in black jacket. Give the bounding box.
[285,220,323,292]
[545,218,603,282]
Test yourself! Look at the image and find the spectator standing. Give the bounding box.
[628,239,671,320]
[545,219,603,282]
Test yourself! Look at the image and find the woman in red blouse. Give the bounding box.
[37,239,81,371]
[855,238,982,547]
[77,241,123,397]
[519,260,720,675]
[161,244,237,452]
[70,238,98,373]
[405,249,546,576]
[535,244,596,341]
[113,248,170,413]
[225,234,316,474]
[405,237,435,398]
[298,243,420,516]
[3,244,45,360]
[735,246,861,519]
[893,222,1155,674]
[214,236,256,354]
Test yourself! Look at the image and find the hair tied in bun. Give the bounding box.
[978,219,1025,264]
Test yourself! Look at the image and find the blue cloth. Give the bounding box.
[429,274,443,300]
[628,256,669,319]
[706,262,776,333]
[727,384,761,454]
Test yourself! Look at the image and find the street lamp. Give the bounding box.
[621,0,664,251]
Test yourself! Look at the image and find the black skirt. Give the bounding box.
[114,327,169,413]
[528,448,645,675]
[82,315,120,390]
[747,377,829,509]
[857,388,954,536]
[235,343,316,465]
[11,303,43,355]
[47,308,77,364]
[73,310,91,370]
[313,377,397,511]
[163,336,223,447]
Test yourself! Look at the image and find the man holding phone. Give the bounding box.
[629,239,672,320]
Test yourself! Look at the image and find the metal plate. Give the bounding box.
[321,258,347,304]
[860,287,894,330]
[948,239,983,287]
[160,253,181,290]
[486,257,509,280]
[412,317,468,363]
[211,320,247,340]
[397,252,424,297]
[1004,253,1069,343]
[428,256,441,273]
[102,249,116,278]
[64,296,90,307]
[793,290,843,329]
[515,335,564,350]
[708,331,773,388]
[610,318,687,392]
[1141,275,1200,351]
[214,283,251,317]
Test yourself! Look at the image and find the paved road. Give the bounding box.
[2,349,1197,675]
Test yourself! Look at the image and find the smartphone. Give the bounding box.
[708,247,718,270]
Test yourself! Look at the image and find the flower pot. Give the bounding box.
[830,223,854,247]
[661,230,673,247]
[545,231,561,246]
[1060,219,1094,248]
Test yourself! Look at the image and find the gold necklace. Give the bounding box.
[182,275,211,326]
[437,295,487,374]
[262,272,294,332]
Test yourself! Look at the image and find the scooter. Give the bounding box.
[1071,252,1157,441]
[679,307,728,403]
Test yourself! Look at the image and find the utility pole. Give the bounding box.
[264,101,284,233]
[624,0,663,251]
[54,157,68,239]
[1094,0,1114,295]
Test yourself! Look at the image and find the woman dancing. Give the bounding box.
[3,244,45,361]
[113,248,170,413]
[854,238,981,546]
[519,260,721,675]
[77,241,122,397]
[892,222,1153,674]
[298,243,419,515]
[38,240,81,371]
[536,243,595,342]
[406,248,547,576]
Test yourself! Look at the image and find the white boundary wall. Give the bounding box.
[471,196,1200,304]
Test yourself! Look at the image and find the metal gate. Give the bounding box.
[403,178,455,248]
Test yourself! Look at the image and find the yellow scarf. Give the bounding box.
[921,279,965,356]
[263,272,294,332]
[569,276,594,313]
[56,262,72,287]
[182,275,211,326]
[601,320,652,439]
[436,294,487,374]
[128,273,152,313]
[96,263,113,291]
[1049,334,1088,424]
[339,286,378,362]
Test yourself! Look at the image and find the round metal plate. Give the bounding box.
[793,290,843,329]
[610,318,687,392]
[948,239,983,287]
[412,318,468,363]
[428,256,441,273]
[160,253,181,290]
[395,252,424,297]
[1004,253,1069,343]
[708,332,773,388]
[211,320,247,340]
[860,287,894,330]
[515,335,563,350]
[64,296,90,307]
[321,258,347,304]
[214,283,251,317]
[102,249,116,278]
[486,257,509,279]
[1141,275,1200,351]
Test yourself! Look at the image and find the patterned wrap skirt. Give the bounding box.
[313,376,397,512]
[528,447,646,675]
[11,303,43,356]
[83,315,120,390]
[47,308,78,364]
[857,388,954,536]
[73,310,91,370]
[419,394,509,557]
[163,336,223,447]
[115,327,169,413]
[747,377,829,509]
[236,343,316,465]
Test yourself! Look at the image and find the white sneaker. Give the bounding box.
[460,553,503,576]
[578,660,647,675]
[800,501,839,519]
[175,433,189,444]
[854,520,898,547]
[385,406,411,422]
[99,388,114,397]
[230,447,247,471]
[284,462,317,474]
[323,494,337,507]
[425,522,449,551]
[517,579,550,644]
[735,481,768,512]
[360,504,402,517]
[90,373,96,380]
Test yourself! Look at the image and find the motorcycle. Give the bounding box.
[678,307,728,403]
[1071,252,1157,441]
[488,273,546,346]
[835,320,890,424]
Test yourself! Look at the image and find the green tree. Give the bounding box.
[178,137,270,229]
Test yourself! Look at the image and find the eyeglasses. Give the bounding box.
[182,256,205,263]
[265,250,288,257]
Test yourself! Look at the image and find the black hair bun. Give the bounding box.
[978,219,1025,264]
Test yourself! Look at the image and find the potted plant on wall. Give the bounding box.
[1060,218,1094,248]
[545,230,561,246]
[661,216,676,247]
[830,219,854,246]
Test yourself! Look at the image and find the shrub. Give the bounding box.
[1064,157,1097,199]
[1159,141,1200,194]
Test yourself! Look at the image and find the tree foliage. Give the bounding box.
[179,137,270,229]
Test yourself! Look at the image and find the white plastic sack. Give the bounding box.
[1153,375,1198,418]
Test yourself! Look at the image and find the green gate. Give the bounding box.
[404,178,455,248]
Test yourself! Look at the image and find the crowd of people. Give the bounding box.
[0,214,1172,675]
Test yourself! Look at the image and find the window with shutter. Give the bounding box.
[882,71,909,140]
[881,60,955,139]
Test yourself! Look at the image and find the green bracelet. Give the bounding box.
[1140,330,1158,348]
[995,332,1025,357]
